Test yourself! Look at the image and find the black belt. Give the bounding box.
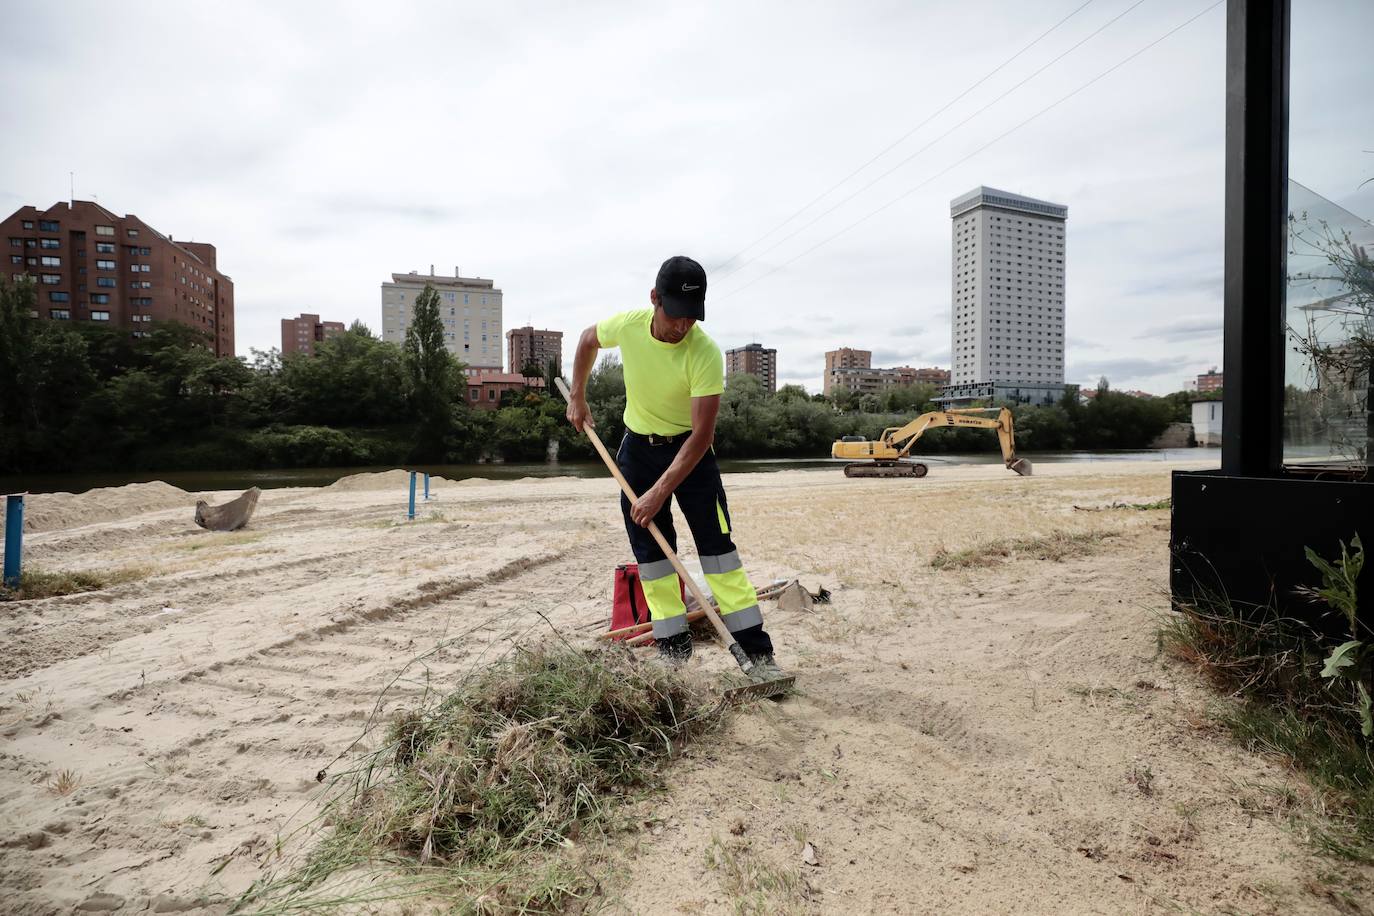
[627,429,691,446]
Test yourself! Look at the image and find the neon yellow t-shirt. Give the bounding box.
[596,309,724,435]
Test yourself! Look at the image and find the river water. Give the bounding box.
[0,449,1212,495]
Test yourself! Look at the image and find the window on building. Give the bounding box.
[96,259,115,270]
[50,308,70,319]
[91,294,110,304]
[40,273,60,284]
[21,220,34,230]
[97,277,116,288]
[126,228,138,238]
[95,225,114,236]
[40,238,59,249]
[95,242,115,254]
[48,291,69,303]
[140,264,151,272]
[39,220,59,232]
[40,256,61,267]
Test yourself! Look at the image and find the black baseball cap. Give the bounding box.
[655,255,707,321]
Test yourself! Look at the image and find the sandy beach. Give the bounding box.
[3,459,1370,914]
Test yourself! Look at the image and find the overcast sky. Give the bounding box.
[3,0,1370,395]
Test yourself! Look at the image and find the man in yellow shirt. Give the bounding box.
[566,256,782,680]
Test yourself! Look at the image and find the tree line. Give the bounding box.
[1,277,1193,475]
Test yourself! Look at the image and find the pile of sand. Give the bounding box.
[11,481,194,533]
[325,470,452,492]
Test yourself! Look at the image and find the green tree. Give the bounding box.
[403,284,459,459]
[280,324,408,427]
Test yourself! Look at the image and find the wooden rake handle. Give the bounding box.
[556,377,754,672]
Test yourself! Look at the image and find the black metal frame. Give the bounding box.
[1220,0,1289,476]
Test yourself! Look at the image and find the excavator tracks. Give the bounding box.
[843,461,929,479]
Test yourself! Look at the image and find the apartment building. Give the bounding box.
[943,186,1067,406]
[828,365,946,396]
[507,326,563,375]
[281,313,345,356]
[899,366,951,387]
[380,267,502,368]
[822,347,871,395]
[2,200,235,356]
[1196,367,1223,392]
[726,342,777,393]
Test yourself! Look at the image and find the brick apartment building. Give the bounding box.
[822,345,949,397]
[902,366,950,387]
[823,347,871,395]
[1196,367,1223,392]
[507,326,563,375]
[281,313,345,356]
[2,200,234,356]
[726,342,778,394]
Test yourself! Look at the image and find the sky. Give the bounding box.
[2,0,1371,396]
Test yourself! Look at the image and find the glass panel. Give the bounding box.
[1283,5,1374,470]
[1284,182,1373,467]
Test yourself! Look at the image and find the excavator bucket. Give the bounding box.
[1008,458,1033,477]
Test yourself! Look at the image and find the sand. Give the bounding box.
[1,459,1370,914]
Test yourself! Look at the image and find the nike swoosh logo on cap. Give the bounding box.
[681,284,700,291]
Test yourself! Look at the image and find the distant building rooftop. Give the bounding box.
[950,186,1068,221]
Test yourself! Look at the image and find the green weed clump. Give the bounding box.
[241,645,725,913]
[0,566,144,601]
[1162,536,1374,863]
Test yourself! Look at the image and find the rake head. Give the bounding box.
[723,674,797,703]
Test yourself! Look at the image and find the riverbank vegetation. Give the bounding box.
[2,277,1190,474]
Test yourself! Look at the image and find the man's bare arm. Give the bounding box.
[565,325,600,432]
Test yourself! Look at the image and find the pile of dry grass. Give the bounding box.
[0,566,144,601]
[240,645,725,913]
[930,530,1116,570]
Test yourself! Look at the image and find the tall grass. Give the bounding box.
[237,645,725,913]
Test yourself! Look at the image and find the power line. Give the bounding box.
[715,0,1225,305]
[707,0,1100,277]
[714,0,1150,288]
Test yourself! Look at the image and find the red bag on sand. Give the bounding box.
[609,563,684,640]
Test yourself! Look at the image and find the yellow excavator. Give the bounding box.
[831,407,1033,479]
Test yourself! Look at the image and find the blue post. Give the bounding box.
[424,473,430,501]
[408,472,417,520]
[3,493,23,589]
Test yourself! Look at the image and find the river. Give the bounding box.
[0,449,1212,495]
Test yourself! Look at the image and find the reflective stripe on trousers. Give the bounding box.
[639,558,690,639]
[640,552,762,637]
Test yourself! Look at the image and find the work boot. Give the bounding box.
[747,654,787,684]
